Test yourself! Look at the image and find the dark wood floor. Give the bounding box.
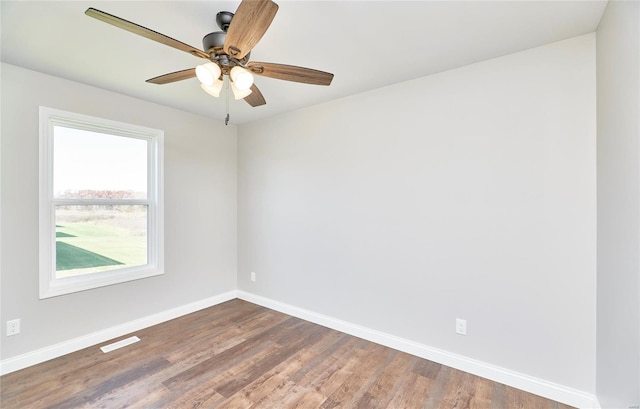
[0,299,575,409]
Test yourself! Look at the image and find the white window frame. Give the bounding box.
[39,107,164,299]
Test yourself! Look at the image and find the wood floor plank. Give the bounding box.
[413,358,443,380]
[48,356,172,409]
[216,393,255,409]
[162,309,288,364]
[0,299,577,409]
[243,373,292,405]
[246,376,300,408]
[229,325,343,394]
[469,375,495,409]
[214,323,330,398]
[320,343,394,408]
[387,371,433,408]
[423,365,454,409]
[440,369,477,409]
[308,339,371,398]
[490,382,509,409]
[294,336,362,389]
[354,350,417,409]
[162,339,278,392]
[290,388,329,408]
[287,330,350,384]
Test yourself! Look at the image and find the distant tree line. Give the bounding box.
[59,190,137,199]
[57,190,145,212]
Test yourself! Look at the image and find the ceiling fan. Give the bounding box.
[85,0,334,112]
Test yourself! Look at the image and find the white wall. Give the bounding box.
[0,63,238,359]
[238,34,597,394]
[596,1,640,408]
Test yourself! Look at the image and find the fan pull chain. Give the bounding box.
[224,76,230,126]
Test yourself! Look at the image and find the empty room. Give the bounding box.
[0,1,638,408]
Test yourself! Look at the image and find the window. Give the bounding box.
[39,107,164,298]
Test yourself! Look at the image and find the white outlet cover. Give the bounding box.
[6,319,20,336]
[456,318,467,335]
[250,272,256,282]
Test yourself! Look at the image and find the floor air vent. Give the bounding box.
[100,336,140,353]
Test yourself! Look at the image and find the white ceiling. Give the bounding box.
[1,1,607,125]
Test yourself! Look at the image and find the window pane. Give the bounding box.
[55,205,148,278]
[53,126,148,199]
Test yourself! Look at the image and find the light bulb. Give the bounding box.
[231,81,253,100]
[230,66,254,91]
[200,78,224,97]
[195,63,221,87]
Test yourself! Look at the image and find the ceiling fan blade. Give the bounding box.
[223,0,279,60]
[247,62,334,86]
[244,84,267,107]
[146,68,196,84]
[85,8,209,59]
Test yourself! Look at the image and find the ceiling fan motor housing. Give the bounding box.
[203,31,226,54]
[203,11,237,58]
[202,31,250,69]
[203,11,250,69]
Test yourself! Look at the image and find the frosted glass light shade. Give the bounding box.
[230,66,254,91]
[196,63,221,87]
[200,79,224,97]
[231,81,253,100]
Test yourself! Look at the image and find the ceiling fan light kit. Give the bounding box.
[229,66,254,91]
[195,63,221,87]
[230,81,253,100]
[200,82,224,98]
[84,0,334,123]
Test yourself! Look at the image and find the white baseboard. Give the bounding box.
[0,291,237,376]
[237,290,599,409]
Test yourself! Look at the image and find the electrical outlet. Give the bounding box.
[250,272,256,282]
[7,319,20,336]
[455,318,467,336]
